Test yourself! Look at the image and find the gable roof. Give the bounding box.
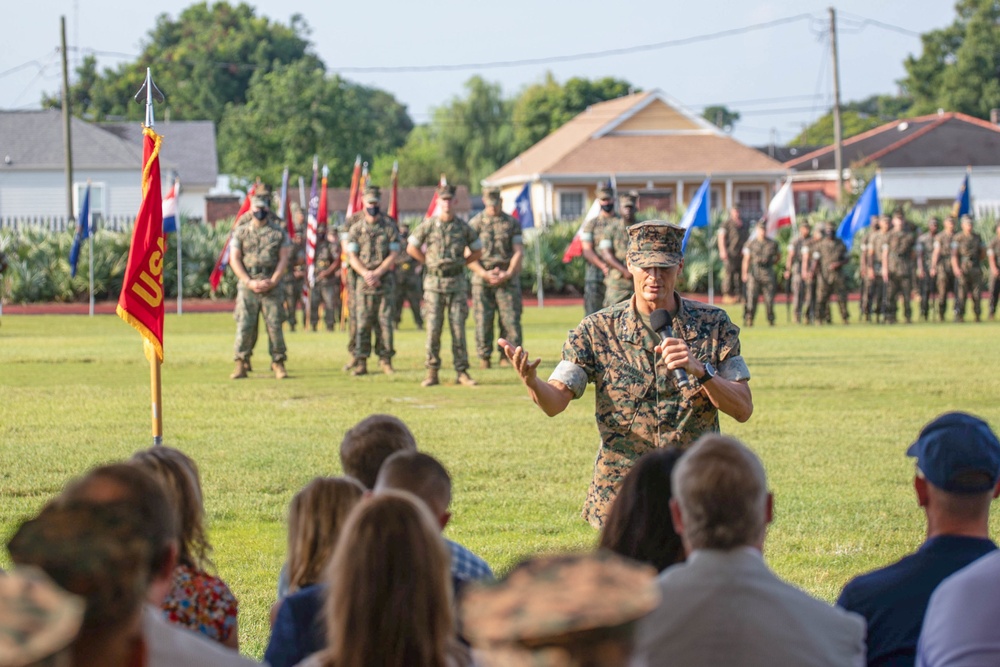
[785,112,1000,171]
[486,90,783,184]
[0,109,142,170]
[102,120,218,186]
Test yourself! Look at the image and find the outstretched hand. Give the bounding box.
[498,338,541,386]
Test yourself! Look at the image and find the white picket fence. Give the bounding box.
[0,215,135,234]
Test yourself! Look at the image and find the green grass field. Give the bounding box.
[2,304,999,660]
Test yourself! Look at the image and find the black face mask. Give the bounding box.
[253,209,268,220]
[600,202,614,213]
[366,206,380,217]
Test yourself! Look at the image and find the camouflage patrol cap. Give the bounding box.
[960,214,974,225]
[0,567,84,667]
[596,186,614,201]
[252,186,272,209]
[437,183,457,200]
[483,187,502,204]
[619,192,637,208]
[363,185,381,204]
[461,551,658,660]
[626,220,685,268]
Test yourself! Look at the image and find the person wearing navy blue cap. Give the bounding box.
[838,412,1000,667]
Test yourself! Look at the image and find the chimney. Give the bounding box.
[991,109,1000,125]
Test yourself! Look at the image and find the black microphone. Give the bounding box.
[650,308,689,390]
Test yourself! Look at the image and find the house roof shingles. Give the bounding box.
[0,109,141,170]
[102,120,219,186]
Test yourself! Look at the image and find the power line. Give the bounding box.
[837,12,923,38]
[0,50,59,80]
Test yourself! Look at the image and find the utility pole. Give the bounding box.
[829,7,844,205]
[60,16,75,222]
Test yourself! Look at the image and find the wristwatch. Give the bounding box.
[698,362,716,383]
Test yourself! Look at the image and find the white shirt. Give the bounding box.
[143,604,263,667]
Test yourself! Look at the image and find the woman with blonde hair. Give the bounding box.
[299,490,468,667]
[130,446,239,649]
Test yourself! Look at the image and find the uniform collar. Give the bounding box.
[620,293,697,346]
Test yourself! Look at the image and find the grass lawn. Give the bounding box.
[1,303,999,660]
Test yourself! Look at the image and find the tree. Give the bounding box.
[218,59,412,188]
[44,2,318,125]
[702,105,740,131]
[369,127,444,189]
[789,94,913,145]
[901,0,1000,118]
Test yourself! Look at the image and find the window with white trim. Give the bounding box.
[735,187,765,221]
[558,190,585,220]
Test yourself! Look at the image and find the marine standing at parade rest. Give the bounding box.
[599,191,641,309]
[284,215,307,332]
[866,215,890,322]
[741,221,779,327]
[392,222,425,330]
[802,224,825,324]
[468,187,524,369]
[785,222,811,324]
[988,222,1000,320]
[951,214,986,322]
[915,217,939,322]
[882,210,916,324]
[810,223,850,325]
[499,221,753,528]
[407,183,484,387]
[309,223,341,331]
[717,207,750,304]
[346,186,400,376]
[228,187,292,380]
[580,187,619,316]
[931,216,957,321]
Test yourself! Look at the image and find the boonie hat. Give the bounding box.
[626,221,684,268]
[907,412,1000,493]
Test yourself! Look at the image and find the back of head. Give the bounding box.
[600,449,685,572]
[323,491,452,667]
[58,463,176,585]
[8,504,151,667]
[130,446,211,570]
[286,476,365,592]
[374,450,452,518]
[339,414,417,489]
[672,435,769,551]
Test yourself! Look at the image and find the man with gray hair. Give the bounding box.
[634,434,866,667]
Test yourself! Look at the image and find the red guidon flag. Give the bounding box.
[117,127,165,362]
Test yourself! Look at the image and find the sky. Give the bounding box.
[3,0,957,147]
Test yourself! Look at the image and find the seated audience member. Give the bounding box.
[0,566,83,666]
[298,491,470,667]
[374,450,493,585]
[917,549,1000,666]
[461,551,659,667]
[265,477,365,667]
[839,412,1000,667]
[57,463,259,667]
[634,434,866,667]
[339,413,417,489]
[132,446,240,648]
[7,504,150,667]
[599,448,685,572]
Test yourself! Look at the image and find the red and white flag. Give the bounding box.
[425,174,447,218]
[764,180,795,239]
[346,155,361,218]
[562,197,602,263]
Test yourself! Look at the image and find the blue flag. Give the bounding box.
[836,176,880,251]
[512,182,534,229]
[680,178,711,252]
[952,172,970,218]
[69,184,91,278]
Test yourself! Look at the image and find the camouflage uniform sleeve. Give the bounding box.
[409,219,430,247]
[386,221,401,253]
[549,321,599,399]
[465,220,484,251]
[509,215,523,247]
[580,217,596,243]
[346,222,361,254]
[717,314,751,382]
[281,228,292,249]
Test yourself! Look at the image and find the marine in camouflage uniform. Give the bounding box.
[718,208,750,303]
[581,186,618,315]
[284,226,307,331]
[468,187,524,368]
[741,221,779,326]
[500,221,752,529]
[931,216,957,321]
[988,222,1000,319]
[951,215,986,322]
[865,215,890,322]
[803,225,825,324]
[811,224,850,325]
[408,184,483,387]
[229,189,292,379]
[346,186,400,375]
[915,218,939,322]
[308,225,341,331]
[599,191,640,309]
[784,223,811,324]
[392,223,425,330]
[881,212,916,324]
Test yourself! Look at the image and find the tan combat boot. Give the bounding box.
[351,359,368,376]
[479,358,491,370]
[498,357,512,368]
[456,371,478,387]
[421,369,439,387]
[230,360,247,380]
[379,359,395,375]
[272,361,288,380]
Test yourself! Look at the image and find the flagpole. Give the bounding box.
[140,67,163,446]
[87,180,94,317]
[176,179,183,316]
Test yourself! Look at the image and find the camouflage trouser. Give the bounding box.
[472,280,521,361]
[955,268,982,320]
[584,280,606,316]
[345,275,382,358]
[817,275,849,323]
[424,288,469,372]
[393,272,424,328]
[790,271,806,322]
[356,280,395,361]
[603,284,633,309]
[918,274,936,321]
[744,272,776,325]
[234,285,286,363]
[804,278,819,323]
[309,279,340,330]
[885,273,912,323]
[935,271,955,320]
[722,256,744,300]
[283,278,305,327]
[989,272,1000,317]
[869,274,886,321]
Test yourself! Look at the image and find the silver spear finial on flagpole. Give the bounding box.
[133,67,165,128]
